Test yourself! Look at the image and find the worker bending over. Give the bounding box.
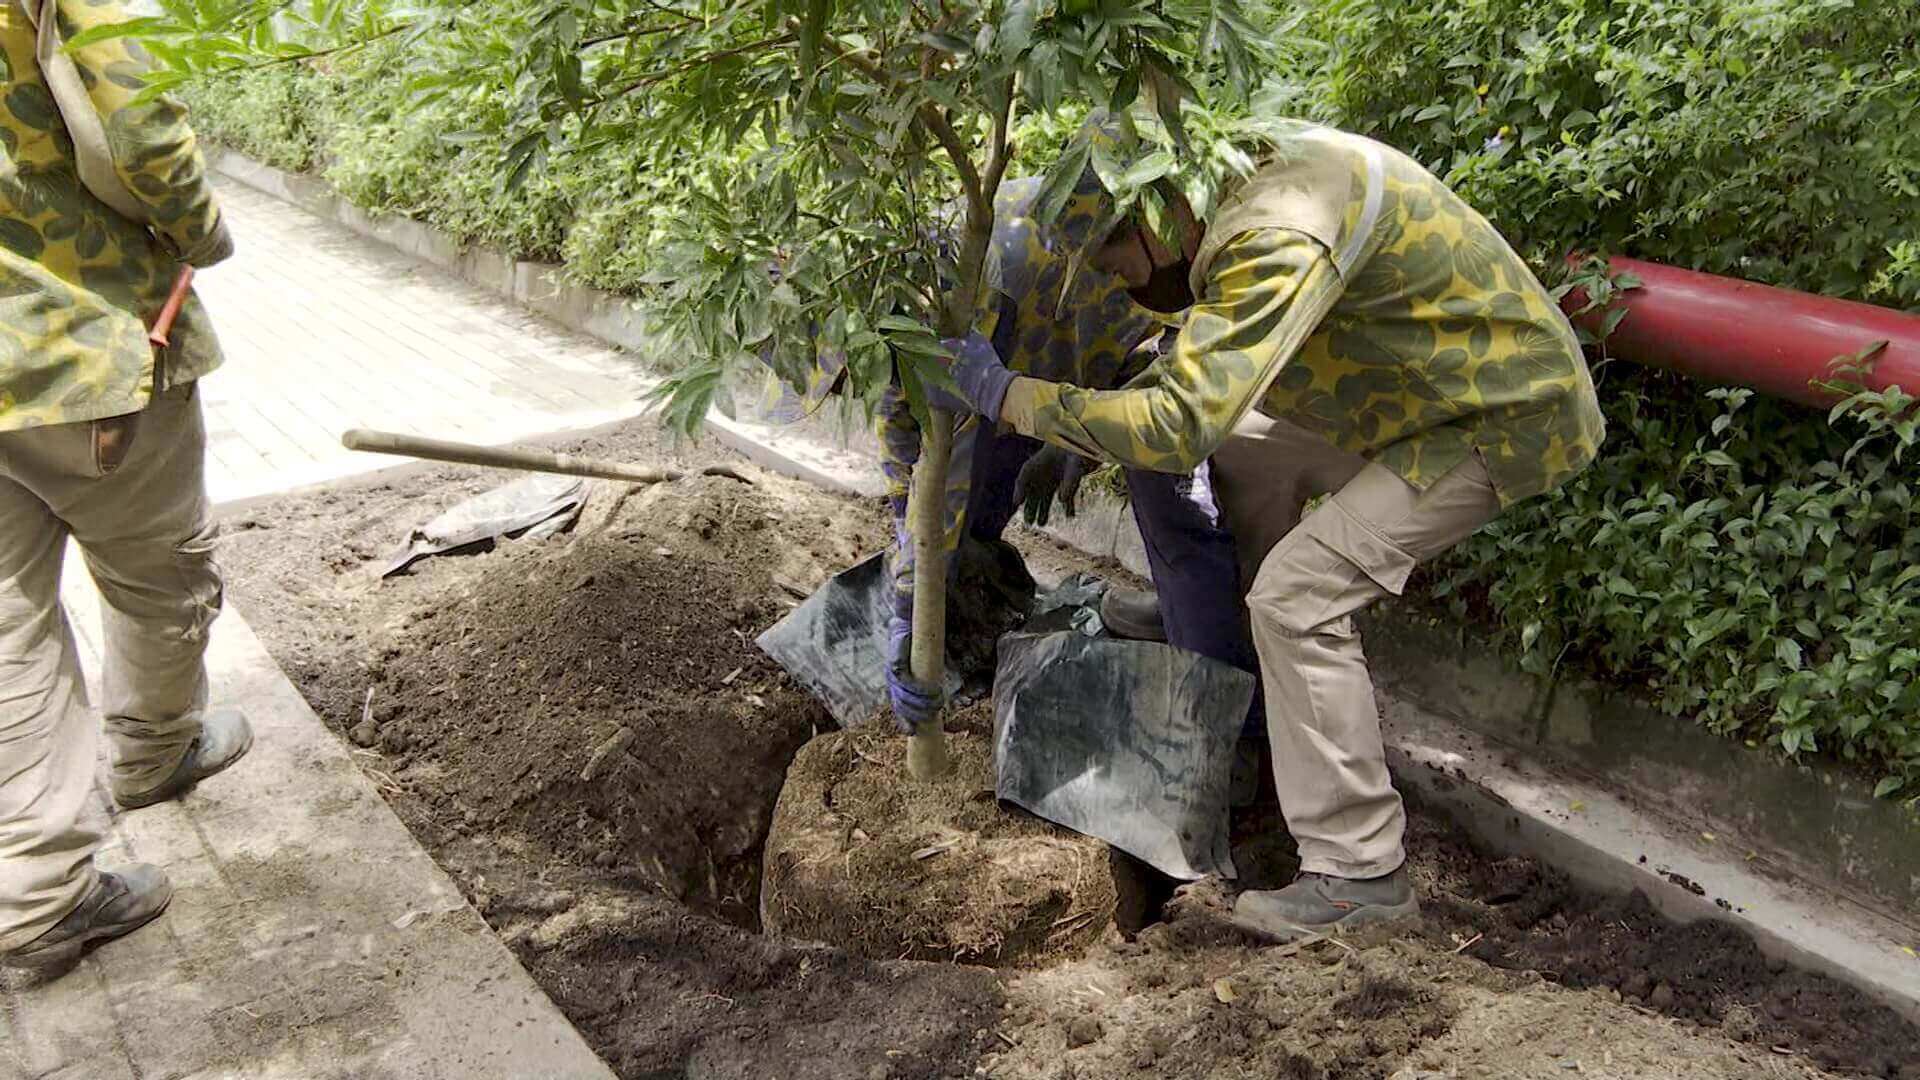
[936,118,1604,937]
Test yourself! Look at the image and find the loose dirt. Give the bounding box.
[1407,809,1920,1078]
[762,726,1117,966]
[219,417,1916,1080]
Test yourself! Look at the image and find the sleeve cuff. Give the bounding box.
[177,214,234,268]
[998,376,1041,436]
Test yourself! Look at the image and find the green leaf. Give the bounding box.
[1874,776,1904,799]
[1000,0,1039,58]
[1118,150,1176,190]
[1031,135,1093,227]
[875,314,934,336]
[61,17,171,53]
[1142,56,1189,152]
[1776,639,1804,671]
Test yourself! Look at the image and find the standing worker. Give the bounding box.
[876,169,1256,732]
[0,0,250,969]
[934,118,1604,938]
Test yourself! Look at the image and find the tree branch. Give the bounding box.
[811,31,986,225]
[981,75,1018,203]
[593,31,798,104]
[633,0,702,25]
[220,22,407,72]
[582,23,682,48]
[827,243,919,290]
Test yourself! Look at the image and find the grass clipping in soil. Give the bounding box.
[763,724,1117,966]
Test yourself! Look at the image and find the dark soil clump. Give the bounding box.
[1403,804,1920,1078]
[1334,975,1427,1021]
[502,876,1004,1080]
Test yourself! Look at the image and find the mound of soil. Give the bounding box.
[331,471,888,924]
[762,726,1117,966]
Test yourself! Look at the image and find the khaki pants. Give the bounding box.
[1212,416,1500,879]
[0,384,221,952]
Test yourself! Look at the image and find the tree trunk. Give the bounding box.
[905,409,954,779]
[905,211,996,780]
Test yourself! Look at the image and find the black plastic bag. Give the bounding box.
[754,539,1034,727]
[993,631,1252,880]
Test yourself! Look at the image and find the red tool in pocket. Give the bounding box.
[147,265,196,350]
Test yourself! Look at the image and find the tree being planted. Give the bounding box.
[106,0,1279,774]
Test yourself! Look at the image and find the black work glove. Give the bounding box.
[1014,445,1096,528]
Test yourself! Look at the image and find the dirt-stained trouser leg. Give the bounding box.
[1213,414,1501,878]
[0,383,221,946]
[0,468,99,953]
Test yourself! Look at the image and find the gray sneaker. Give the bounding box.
[1,865,173,969]
[114,708,254,810]
[1100,587,1166,642]
[1232,868,1420,941]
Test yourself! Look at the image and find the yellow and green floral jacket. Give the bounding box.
[0,0,231,432]
[1000,120,1605,508]
[879,173,1166,617]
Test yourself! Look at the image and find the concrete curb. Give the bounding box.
[210,149,1920,1023]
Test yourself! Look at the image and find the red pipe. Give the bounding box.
[1561,256,1920,407]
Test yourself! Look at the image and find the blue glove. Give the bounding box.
[885,615,942,734]
[931,332,1017,423]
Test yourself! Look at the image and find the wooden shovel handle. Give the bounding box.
[341,428,754,485]
[148,265,195,349]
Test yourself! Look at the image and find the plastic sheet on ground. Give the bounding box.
[992,630,1252,881]
[754,539,1034,728]
[383,474,588,577]
[753,552,959,728]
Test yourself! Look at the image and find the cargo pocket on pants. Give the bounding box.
[1299,497,1418,598]
[173,518,224,644]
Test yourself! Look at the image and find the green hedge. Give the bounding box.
[1296,0,1920,793]
[180,0,1920,793]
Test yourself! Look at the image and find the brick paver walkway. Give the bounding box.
[194,179,651,503]
[0,178,623,1079]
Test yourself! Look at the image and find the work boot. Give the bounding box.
[1100,587,1166,642]
[1231,868,1419,942]
[1,865,173,970]
[113,709,255,810]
